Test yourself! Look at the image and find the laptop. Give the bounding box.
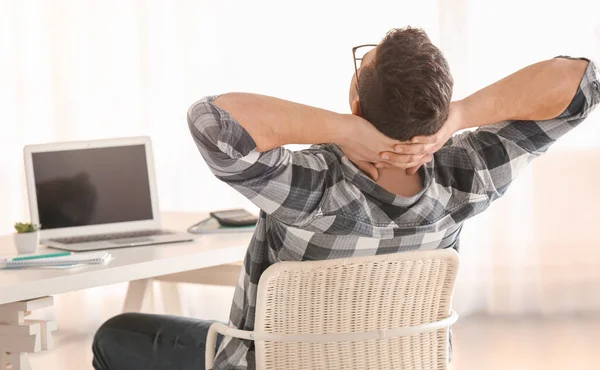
[23,136,194,252]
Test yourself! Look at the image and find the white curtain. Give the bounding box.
[1,0,599,315]
[442,0,600,315]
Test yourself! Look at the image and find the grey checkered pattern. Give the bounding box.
[188,58,599,370]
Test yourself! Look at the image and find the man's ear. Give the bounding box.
[351,98,362,116]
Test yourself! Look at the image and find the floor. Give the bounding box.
[20,282,600,370]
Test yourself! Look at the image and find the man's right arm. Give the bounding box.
[399,57,600,200]
[459,57,591,127]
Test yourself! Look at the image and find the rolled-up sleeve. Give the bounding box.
[187,96,266,180]
[458,58,600,201]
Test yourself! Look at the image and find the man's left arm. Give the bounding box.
[213,93,355,153]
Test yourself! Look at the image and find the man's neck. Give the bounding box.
[375,167,423,197]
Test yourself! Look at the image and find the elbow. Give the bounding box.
[553,57,588,82]
[547,58,589,118]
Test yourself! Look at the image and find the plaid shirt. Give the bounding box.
[189,58,599,370]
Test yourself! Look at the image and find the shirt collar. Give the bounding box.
[341,156,434,207]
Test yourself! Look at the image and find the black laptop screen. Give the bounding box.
[31,145,154,230]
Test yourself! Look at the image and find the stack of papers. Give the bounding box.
[0,251,112,269]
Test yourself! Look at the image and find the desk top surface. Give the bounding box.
[0,212,251,305]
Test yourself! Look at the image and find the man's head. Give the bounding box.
[349,27,453,141]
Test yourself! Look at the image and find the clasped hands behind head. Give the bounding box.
[341,100,462,181]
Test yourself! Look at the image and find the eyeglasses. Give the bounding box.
[352,44,378,88]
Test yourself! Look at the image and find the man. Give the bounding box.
[93,27,599,370]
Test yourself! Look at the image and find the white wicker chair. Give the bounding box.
[206,248,459,370]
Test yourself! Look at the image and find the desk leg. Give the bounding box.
[123,279,152,313]
[157,282,183,316]
[10,353,32,370]
[0,297,55,370]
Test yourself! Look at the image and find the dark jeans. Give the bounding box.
[92,313,223,370]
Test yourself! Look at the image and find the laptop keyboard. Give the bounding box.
[51,229,174,244]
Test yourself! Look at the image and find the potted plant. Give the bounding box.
[13,222,41,254]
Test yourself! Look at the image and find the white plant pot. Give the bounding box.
[13,231,40,254]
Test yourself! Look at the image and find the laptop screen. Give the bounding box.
[31,144,154,230]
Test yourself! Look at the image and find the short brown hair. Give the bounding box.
[358,27,453,141]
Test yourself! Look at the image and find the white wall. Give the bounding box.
[2,0,600,314]
[0,0,442,230]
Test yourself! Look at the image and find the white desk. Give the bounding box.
[0,212,251,369]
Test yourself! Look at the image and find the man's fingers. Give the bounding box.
[356,161,379,181]
[425,143,444,155]
[389,142,440,156]
[392,143,428,155]
[390,154,433,169]
[411,134,438,144]
[380,152,428,164]
[375,162,393,169]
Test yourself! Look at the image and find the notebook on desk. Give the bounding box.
[0,251,111,269]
